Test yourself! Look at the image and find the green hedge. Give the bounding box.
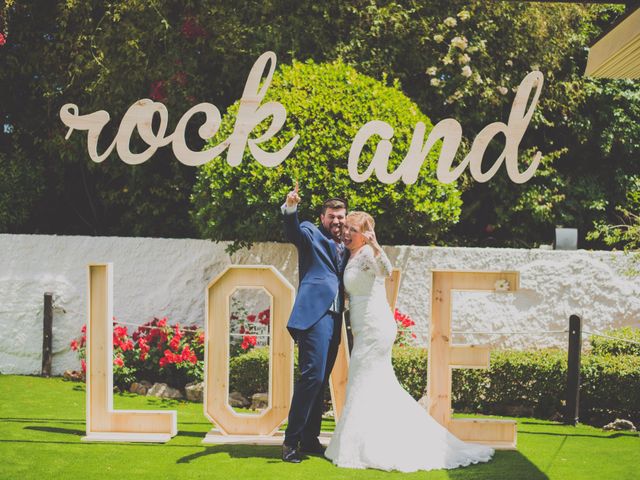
[453,349,567,419]
[590,327,640,356]
[229,347,272,399]
[229,346,640,426]
[580,354,640,425]
[229,346,428,404]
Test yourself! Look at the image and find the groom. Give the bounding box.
[281,183,348,463]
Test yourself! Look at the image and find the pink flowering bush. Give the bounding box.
[394,309,417,347]
[229,297,270,357]
[69,324,87,376]
[70,317,204,390]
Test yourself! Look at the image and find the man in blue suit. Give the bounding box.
[281,184,348,463]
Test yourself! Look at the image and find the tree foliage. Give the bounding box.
[0,1,637,248]
[327,2,638,247]
[191,60,462,251]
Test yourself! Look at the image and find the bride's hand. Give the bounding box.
[363,221,382,255]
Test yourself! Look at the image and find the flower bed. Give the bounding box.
[71,317,204,390]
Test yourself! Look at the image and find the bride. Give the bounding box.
[324,211,494,472]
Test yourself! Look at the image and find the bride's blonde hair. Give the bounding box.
[346,211,375,232]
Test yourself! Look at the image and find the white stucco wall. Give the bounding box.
[1,233,638,375]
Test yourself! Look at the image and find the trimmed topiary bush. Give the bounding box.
[191,59,463,253]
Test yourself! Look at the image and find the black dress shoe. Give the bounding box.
[282,444,302,463]
[300,442,326,455]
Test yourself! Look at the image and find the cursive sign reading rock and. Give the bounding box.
[60,51,543,185]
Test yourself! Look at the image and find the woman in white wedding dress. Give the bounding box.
[324,211,494,472]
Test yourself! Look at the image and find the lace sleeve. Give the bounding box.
[361,245,392,277]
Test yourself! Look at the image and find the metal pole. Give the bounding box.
[564,314,582,425]
[42,292,53,377]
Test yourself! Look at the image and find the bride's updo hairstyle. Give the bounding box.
[346,211,375,233]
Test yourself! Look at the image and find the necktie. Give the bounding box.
[336,242,344,264]
[331,242,344,313]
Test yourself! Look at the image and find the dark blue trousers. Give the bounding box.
[284,312,342,447]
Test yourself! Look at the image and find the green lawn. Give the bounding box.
[1,375,638,479]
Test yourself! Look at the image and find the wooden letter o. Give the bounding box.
[204,266,295,436]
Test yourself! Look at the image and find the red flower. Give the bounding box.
[181,16,207,40]
[81,359,86,373]
[120,339,134,352]
[239,325,246,334]
[149,80,167,102]
[0,33,6,46]
[114,325,128,338]
[169,326,182,351]
[180,345,197,364]
[70,339,78,351]
[159,349,181,367]
[401,318,415,328]
[241,335,257,350]
[114,356,124,367]
[247,314,256,323]
[258,308,270,325]
[157,317,167,328]
[140,352,147,361]
[138,338,150,354]
[198,332,205,344]
[81,324,86,334]
[240,334,257,350]
[169,334,181,351]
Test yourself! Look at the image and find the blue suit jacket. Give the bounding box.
[283,211,348,332]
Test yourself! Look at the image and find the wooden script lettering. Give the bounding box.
[84,264,177,442]
[60,52,298,168]
[428,270,519,449]
[60,52,544,185]
[349,72,543,185]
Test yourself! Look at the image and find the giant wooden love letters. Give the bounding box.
[85,264,518,449]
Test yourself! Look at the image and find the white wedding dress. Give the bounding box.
[325,245,494,472]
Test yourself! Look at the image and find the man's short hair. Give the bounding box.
[321,197,348,215]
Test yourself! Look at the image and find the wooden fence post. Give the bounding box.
[42,292,53,377]
[564,314,582,425]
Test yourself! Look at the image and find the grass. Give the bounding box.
[1,375,638,479]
